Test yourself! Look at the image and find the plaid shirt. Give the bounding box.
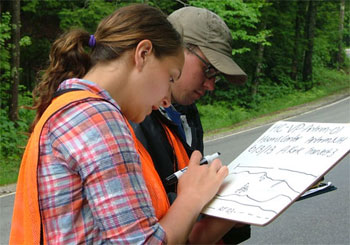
[38,79,166,244]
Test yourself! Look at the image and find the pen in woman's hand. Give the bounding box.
[165,152,221,185]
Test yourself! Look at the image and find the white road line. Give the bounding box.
[0,192,15,198]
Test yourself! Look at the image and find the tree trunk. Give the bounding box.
[302,0,317,90]
[252,15,267,97]
[9,0,20,122]
[290,0,305,81]
[336,0,345,70]
[252,41,265,97]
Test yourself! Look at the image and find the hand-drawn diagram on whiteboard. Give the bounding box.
[202,121,350,226]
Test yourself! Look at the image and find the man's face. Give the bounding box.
[170,48,217,105]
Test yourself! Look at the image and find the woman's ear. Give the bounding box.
[134,39,153,71]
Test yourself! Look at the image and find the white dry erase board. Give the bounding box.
[202,121,350,226]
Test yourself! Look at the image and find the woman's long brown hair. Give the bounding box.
[30,4,182,132]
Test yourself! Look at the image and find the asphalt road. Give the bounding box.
[1,96,349,244]
[205,96,350,245]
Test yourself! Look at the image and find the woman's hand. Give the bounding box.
[177,150,228,209]
[159,150,228,244]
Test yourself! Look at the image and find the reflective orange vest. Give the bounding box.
[161,122,190,172]
[10,90,188,244]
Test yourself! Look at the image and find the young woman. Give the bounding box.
[10,4,228,244]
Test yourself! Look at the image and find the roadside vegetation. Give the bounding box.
[198,68,350,133]
[1,0,349,186]
[1,68,348,186]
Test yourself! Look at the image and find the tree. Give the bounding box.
[336,0,345,70]
[251,0,272,97]
[291,0,306,81]
[302,0,317,89]
[252,21,266,97]
[9,0,20,121]
[0,12,12,111]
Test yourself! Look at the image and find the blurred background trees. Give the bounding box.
[0,0,349,184]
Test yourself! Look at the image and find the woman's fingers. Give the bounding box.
[178,151,228,207]
[209,159,228,180]
[206,158,228,183]
[208,158,222,171]
[188,150,202,166]
[187,151,228,181]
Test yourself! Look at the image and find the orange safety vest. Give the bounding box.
[161,123,189,171]
[10,90,188,244]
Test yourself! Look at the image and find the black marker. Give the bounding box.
[165,152,221,185]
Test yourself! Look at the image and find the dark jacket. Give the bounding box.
[131,104,201,194]
[131,103,250,244]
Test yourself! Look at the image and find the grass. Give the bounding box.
[0,93,34,186]
[0,156,21,186]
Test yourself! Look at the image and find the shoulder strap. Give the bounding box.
[161,123,189,170]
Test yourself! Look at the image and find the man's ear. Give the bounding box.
[134,39,153,71]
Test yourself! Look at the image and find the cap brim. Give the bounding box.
[199,46,247,85]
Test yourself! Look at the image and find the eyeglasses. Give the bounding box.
[187,46,222,83]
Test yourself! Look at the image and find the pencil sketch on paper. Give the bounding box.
[202,121,350,226]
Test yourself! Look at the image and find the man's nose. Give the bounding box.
[161,98,171,108]
[160,90,172,108]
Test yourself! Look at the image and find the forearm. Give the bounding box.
[159,151,228,244]
[159,193,203,244]
[188,216,238,244]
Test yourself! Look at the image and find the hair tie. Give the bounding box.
[89,34,96,48]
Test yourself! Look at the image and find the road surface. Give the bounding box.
[1,96,349,244]
[205,96,350,244]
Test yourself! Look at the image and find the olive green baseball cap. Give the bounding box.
[168,6,247,84]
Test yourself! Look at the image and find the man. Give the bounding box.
[132,6,250,243]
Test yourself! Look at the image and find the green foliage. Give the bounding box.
[314,1,342,69]
[59,0,179,32]
[19,36,32,46]
[59,0,117,32]
[344,2,350,47]
[0,91,34,184]
[313,67,350,91]
[0,12,12,86]
[0,10,34,185]
[197,102,250,132]
[0,90,34,156]
[22,0,81,15]
[147,0,179,14]
[1,10,31,103]
[189,0,270,54]
[2,0,350,186]
[258,1,297,85]
[198,68,350,134]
